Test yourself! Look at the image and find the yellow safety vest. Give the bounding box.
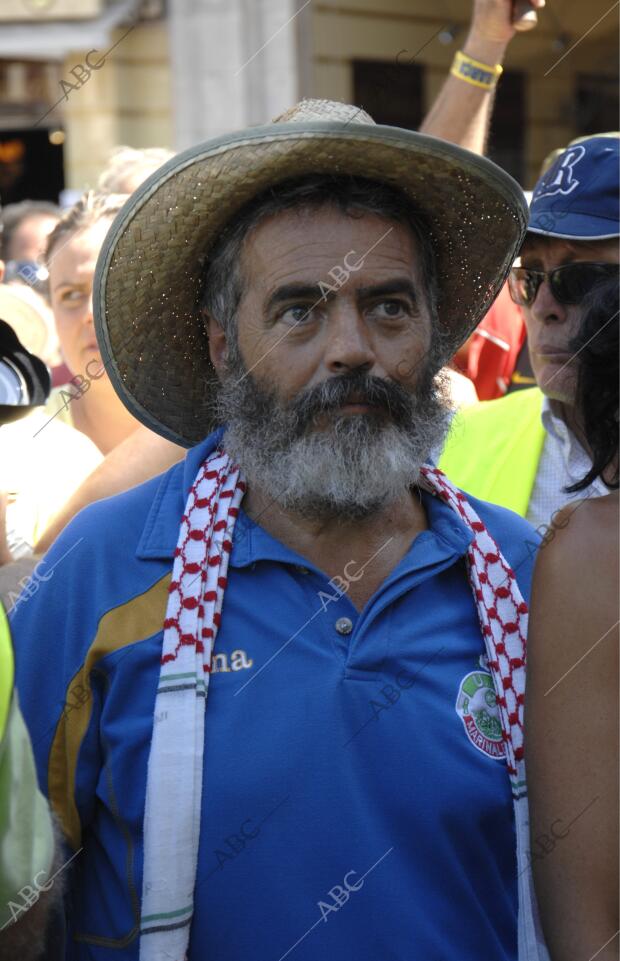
[0,601,56,931]
[439,387,546,517]
[0,605,13,744]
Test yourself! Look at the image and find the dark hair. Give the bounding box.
[566,277,619,492]
[200,173,440,342]
[0,200,60,261]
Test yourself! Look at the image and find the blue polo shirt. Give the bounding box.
[12,429,538,960]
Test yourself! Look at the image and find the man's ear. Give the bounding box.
[204,309,228,374]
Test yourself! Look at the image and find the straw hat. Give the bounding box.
[94,99,528,447]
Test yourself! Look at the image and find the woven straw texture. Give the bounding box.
[94,101,528,447]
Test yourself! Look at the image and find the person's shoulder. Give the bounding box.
[40,414,100,456]
[466,490,537,544]
[18,407,102,466]
[55,455,185,557]
[33,417,104,507]
[553,491,619,533]
[536,493,619,585]
[0,407,98,458]
[10,456,186,654]
[529,494,619,685]
[37,430,219,567]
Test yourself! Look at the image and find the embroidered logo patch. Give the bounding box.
[533,144,585,201]
[455,659,505,760]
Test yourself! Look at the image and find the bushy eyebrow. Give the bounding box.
[355,279,418,303]
[264,277,419,313]
[265,283,324,313]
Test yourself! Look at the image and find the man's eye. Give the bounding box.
[372,299,411,318]
[280,304,314,325]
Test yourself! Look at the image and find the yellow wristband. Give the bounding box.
[451,50,503,90]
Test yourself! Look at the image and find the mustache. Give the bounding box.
[290,371,415,433]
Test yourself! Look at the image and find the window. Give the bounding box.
[353,58,525,183]
[352,58,424,130]
[487,70,525,185]
[575,74,619,136]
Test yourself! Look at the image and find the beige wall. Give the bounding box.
[309,0,618,187]
[61,21,172,190]
[2,0,102,20]
[1,0,616,195]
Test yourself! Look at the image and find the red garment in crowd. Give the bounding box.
[464,283,526,401]
[51,361,72,387]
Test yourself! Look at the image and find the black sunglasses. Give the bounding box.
[508,262,619,308]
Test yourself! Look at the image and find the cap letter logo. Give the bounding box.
[535,144,586,201]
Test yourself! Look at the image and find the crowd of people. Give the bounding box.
[0,0,617,959]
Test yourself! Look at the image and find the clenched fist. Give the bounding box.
[470,0,545,45]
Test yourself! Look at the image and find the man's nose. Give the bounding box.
[323,303,375,373]
[530,278,568,325]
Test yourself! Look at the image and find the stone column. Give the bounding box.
[169,0,303,149]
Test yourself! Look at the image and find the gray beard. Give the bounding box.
[214,346,451,521]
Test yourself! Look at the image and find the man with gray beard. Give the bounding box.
[212,181,451,523]
[12,101,549,961]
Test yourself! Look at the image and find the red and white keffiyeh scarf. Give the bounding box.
[139,450,548,961]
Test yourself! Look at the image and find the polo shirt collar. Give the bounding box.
[136,431,474,568]
[229,486,473,573]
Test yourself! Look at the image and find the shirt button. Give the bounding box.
[335,617,353,635]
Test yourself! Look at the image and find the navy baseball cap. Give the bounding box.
[528,133,619,241]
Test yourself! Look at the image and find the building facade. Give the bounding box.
[0,0,617,200]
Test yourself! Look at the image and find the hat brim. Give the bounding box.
[527,212,619,241]
[94,121,528,447]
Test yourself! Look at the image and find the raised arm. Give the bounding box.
[420,0,544,154]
